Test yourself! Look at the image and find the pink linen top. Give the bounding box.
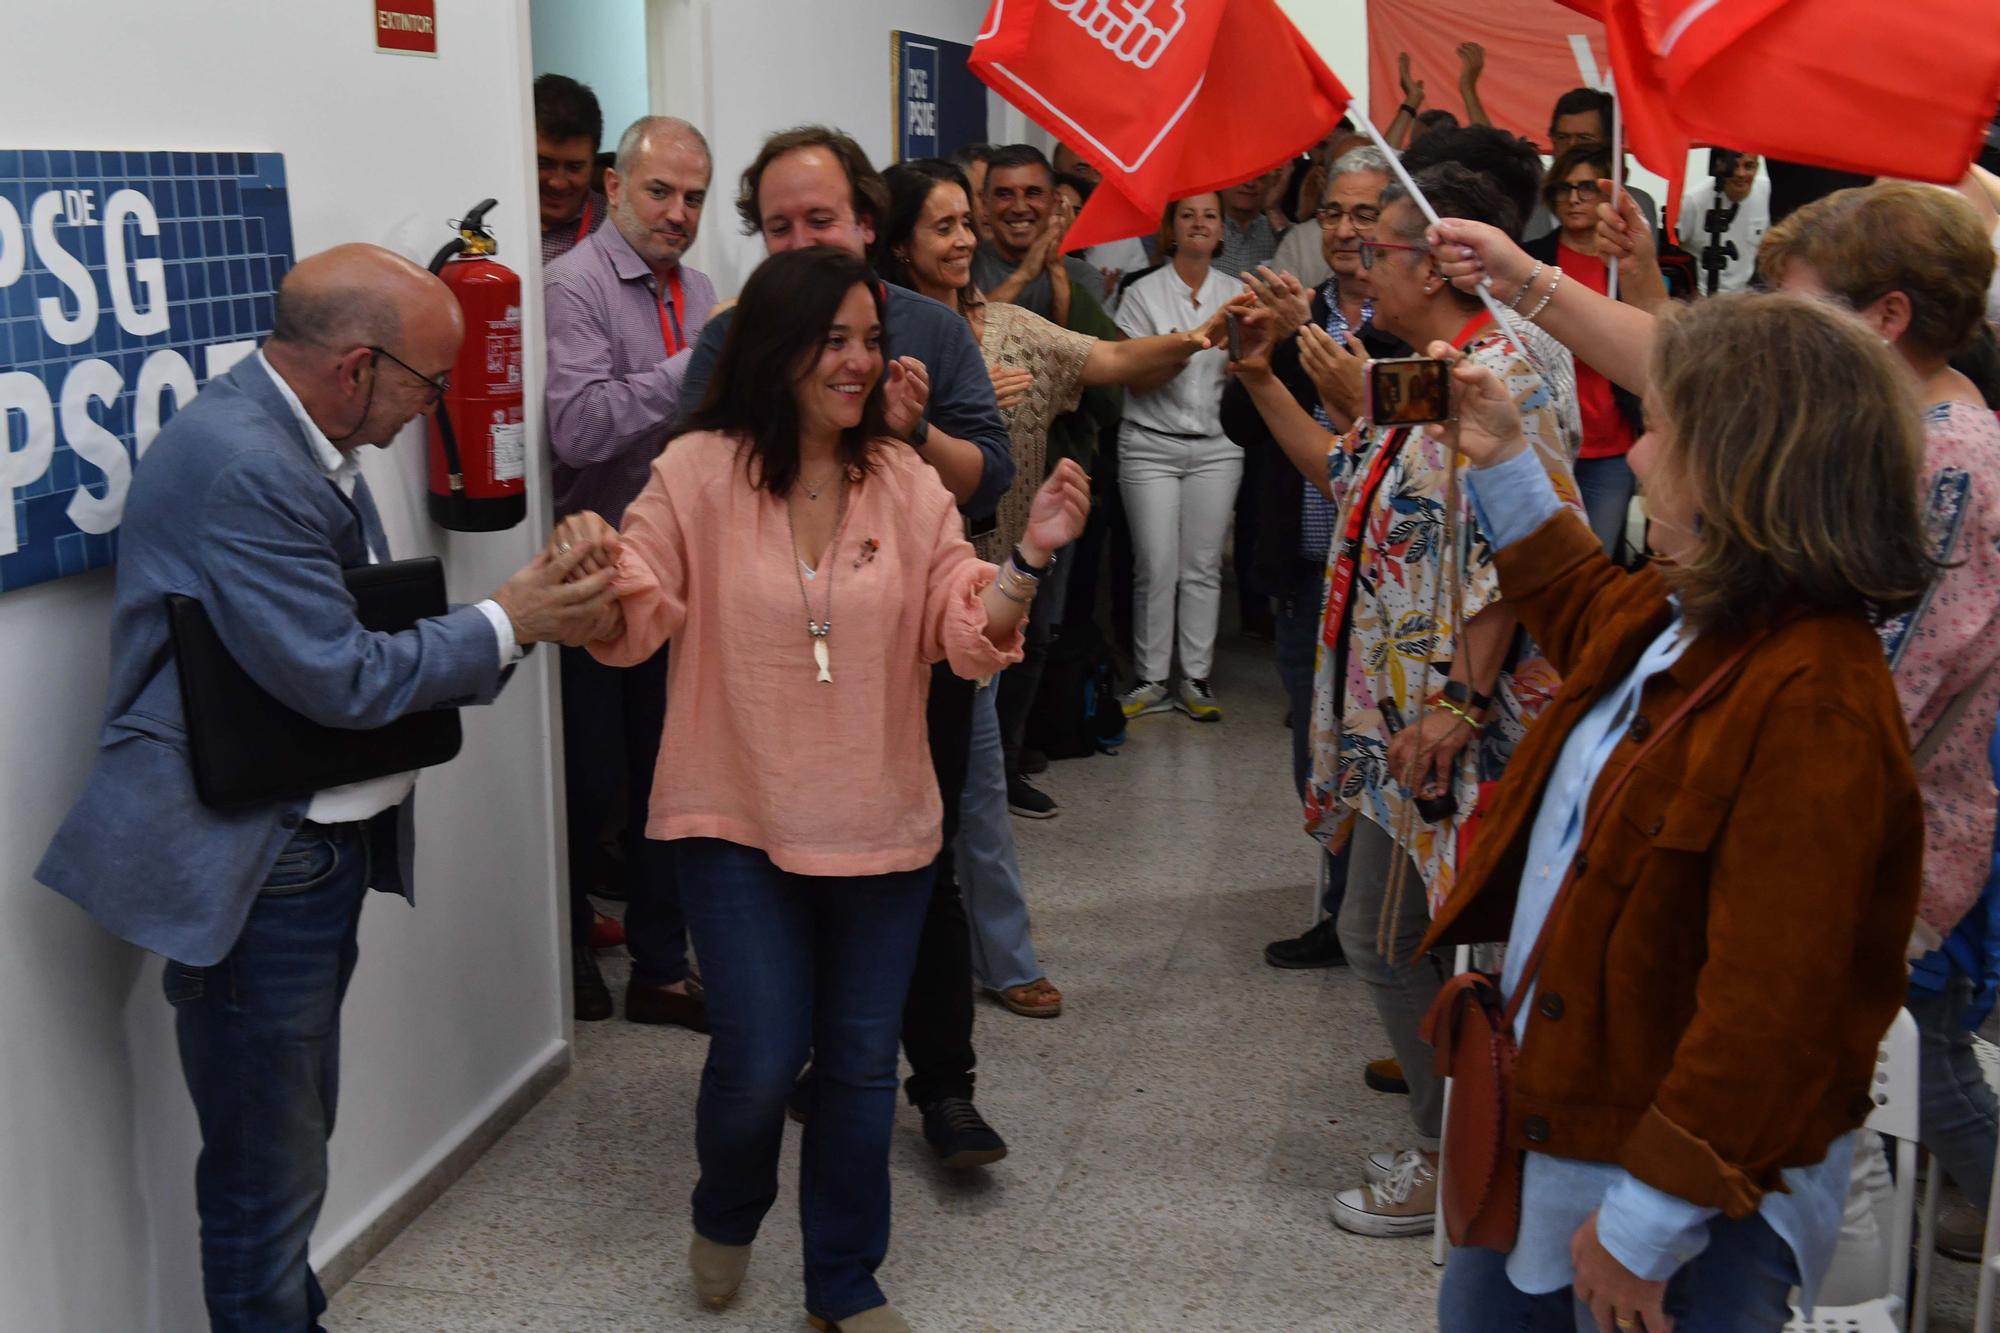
[589,430,1024,877]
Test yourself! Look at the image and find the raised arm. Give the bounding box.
[1456,43,1492,127]
[1430,217,1659,395]
[1387,54,1424,151]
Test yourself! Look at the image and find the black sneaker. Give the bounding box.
[787,1070,814,1126]
[921,1096,1010,1168]
[1263,917,1347,969]
[573,943,613,1022]
[1007,775,1058,819]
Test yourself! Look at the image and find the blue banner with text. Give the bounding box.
[0,149,293,593]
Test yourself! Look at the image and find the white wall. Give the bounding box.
[0,4,567,1329]
[531,0,652,148]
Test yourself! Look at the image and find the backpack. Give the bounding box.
[1025,624,1125,760]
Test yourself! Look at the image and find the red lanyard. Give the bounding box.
[573,197,593,248]
[1318,310,1495,653]
[657,266,687,356]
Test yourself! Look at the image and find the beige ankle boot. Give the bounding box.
[687,1234,751,1309]
[807,1305,910,1332]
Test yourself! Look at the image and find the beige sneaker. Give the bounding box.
[1330,1149,1437,1237]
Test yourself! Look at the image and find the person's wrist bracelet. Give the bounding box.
[1432,698,1480,730]
[1507,261,1545,312]
[1010,544,1054,577]
[1524,267,1564,322]
[994,557,1043,603]
[1441,678,1493,713]
[904,419,929,449]
[1400,101,1420,114]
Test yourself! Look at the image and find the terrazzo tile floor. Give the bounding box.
[323,627,1992,1332]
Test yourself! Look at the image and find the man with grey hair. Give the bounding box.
[1224,142,1406,972]
[38,242,617,1330]
[543,114,718,1027]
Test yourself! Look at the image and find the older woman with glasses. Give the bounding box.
[1234,161,1582,1239]
[1527,144,1644,557]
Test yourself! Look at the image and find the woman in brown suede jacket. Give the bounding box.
[1419,294,1931,1333]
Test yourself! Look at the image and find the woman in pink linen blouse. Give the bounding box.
[551,245,1089,1333]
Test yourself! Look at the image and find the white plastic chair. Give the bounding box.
[1788,1008,1934,1333]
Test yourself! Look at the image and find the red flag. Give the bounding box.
[1582,0,2000,184]
[970,0,1352,251]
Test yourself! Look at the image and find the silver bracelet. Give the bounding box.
[994,559,1040,604]
[1524,267,1564,322]
[1507,262,1545,312]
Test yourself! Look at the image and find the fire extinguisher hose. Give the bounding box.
[425,232,474,498]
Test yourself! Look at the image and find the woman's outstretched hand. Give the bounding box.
[1422,341,1525,469]
[1020,458,1091,566]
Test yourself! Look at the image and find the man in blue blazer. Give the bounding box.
[37,244,617,1333]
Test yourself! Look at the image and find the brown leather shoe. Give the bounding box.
[626,976,709,1033]
[1364,1057,1409,1095]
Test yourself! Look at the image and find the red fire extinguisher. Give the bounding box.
[425,199,526,531]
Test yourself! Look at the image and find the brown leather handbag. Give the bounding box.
[1421,627,1776,1251]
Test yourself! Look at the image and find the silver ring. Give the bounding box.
[556,541,572,555]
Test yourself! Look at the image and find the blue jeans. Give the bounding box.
[1574,454,1637,560]
[165,821,372,1332]
[1438,1212,1800,1333]
[1911,974,1999,1203]
[1276,559,1347,917]
[675,838,932,1323]
[956,683,1044,991]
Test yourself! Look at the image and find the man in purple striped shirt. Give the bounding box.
[543,114,717,1029]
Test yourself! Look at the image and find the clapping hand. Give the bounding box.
[1020,458,1092,564]
[1298,323,1369,426]
[1245,265,1313,332]
[1399,52,1425,107]
[989,364,1034,413]
[1457,41,1485,80]
[883,356,932,440]
[1421,340,1525,469]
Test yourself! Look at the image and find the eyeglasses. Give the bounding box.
[369,345,450,405]
[1550,181,1603,203]
[1357,239,1430,270]
[1549,131,1604,153]
[1315,203,1381,231]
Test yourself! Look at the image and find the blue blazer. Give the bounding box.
[37,357,509,966]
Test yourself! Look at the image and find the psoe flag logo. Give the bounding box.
[1049,0,1187,69]
[0,150,294,593]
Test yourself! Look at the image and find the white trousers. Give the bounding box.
[1118,422,1244,683]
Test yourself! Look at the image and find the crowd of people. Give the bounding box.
[38,50,2000,1333]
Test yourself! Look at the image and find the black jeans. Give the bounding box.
[1063,425,1134,648]
[559,643,690,986]
[901,664,978,1106]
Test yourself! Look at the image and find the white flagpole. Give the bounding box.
[1345,96,1529,362]
[1608,75,1623,302]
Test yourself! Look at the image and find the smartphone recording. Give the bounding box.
[1367,356,1452,427]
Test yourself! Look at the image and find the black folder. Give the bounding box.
[167,558,464,811]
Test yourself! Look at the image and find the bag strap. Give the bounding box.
[1498,620,1782,1032]
[1912,657,2000,771]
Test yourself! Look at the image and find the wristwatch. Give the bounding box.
[1441,679,1493,712]
[903,419,929,449]
[1010,544,1055,578]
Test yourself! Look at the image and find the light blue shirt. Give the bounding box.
[1465,449,1853,1307]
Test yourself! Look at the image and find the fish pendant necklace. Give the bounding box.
[787,476,854,683]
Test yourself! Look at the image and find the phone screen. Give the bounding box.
[1367,356,1451,426]
[1225,312,1242,361]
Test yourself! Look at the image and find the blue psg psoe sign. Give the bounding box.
[0,150,294,593]
[891,31,989,162]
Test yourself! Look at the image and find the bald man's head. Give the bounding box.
[270,243,457,353]
[264,243,463,449]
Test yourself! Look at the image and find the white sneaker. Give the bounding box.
[1361,1149,1402,1185]
[1177,677,1221,721]
[1119,680,1172,719]
[1330,1149,1437,1237]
